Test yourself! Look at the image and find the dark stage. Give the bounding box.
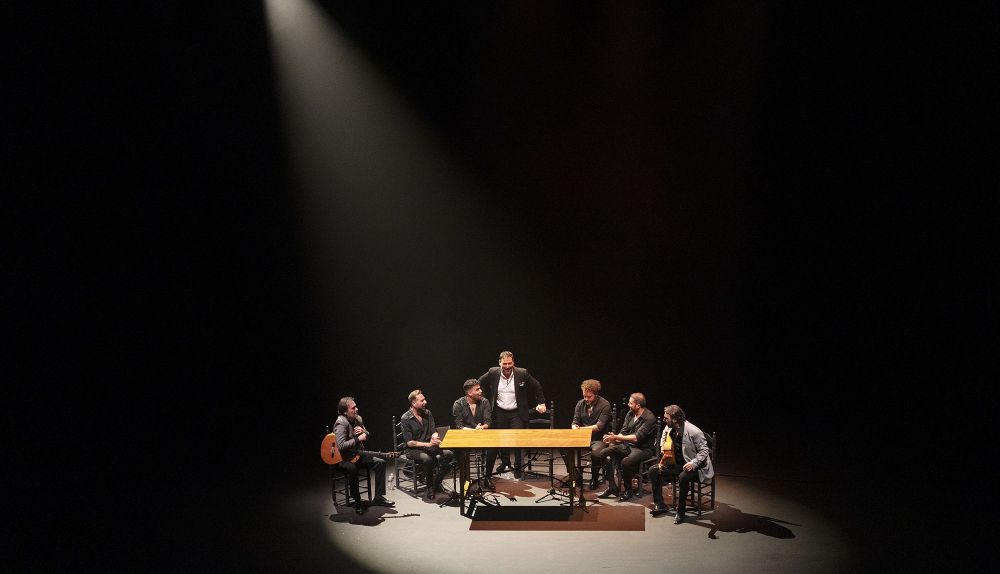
[11,2,992,572]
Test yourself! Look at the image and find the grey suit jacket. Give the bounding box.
[661,420,715,483]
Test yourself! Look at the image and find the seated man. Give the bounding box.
[595,392,657,502]
[569,379,612,490]
[648,404,714,524]
[333,396,395,514]
[451,379,497,490]
[400,389,456,499]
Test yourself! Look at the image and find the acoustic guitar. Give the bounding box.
[320,432,399,465]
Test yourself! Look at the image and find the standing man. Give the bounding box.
[570,379,612,490]
[452,379,496,490]
[648,404,714,523]
[333,397,396,514]
[478,350,546,479]
[596,392,657,502]
[400,389,455,500]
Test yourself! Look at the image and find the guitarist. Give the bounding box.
[334,397,396,514]
[647,404,714,523]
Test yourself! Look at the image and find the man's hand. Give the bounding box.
[535,403,547,414]
[571,423,580,430]
[683,461,695,472]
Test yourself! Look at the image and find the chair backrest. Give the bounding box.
[391,416,407,453]
[651,417,662,451]
[528,401,555,429]
[325,424,332,465]
[620,396,631,432]
[706,431,717,469]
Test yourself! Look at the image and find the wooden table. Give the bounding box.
[440,428,593,516]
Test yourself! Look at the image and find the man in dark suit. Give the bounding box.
[478,350,547,478]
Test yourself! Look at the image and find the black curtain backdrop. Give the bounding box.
[11,2,993,571]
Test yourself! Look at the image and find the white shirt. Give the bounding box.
[496,370,517,410]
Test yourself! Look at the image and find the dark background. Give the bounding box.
[11,1,993,571]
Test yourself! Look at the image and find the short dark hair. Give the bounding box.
[337,397,355,415]
[463,379,480,393]
[408,389,423,404]
[498,350,514,361]
[630,392,646,407]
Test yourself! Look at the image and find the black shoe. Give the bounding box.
[674,513,685,524]
[354,502,366,515]
[589,476,602,490]
[480,477,496,491]
[372,496,395,507]
[496,464,513,474]
[650,503,670,517]
[618,489,635,502]
[597,488,620,499]
[428,490,435,500]
[513,469,523,479]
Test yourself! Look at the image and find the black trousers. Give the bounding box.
[559,440,604,482]
[405,447,455,490]
[647,463,699,514]
[480,448,499,478]
[335,452,387,501]
[491,408,524,470]
[596,444,651,492]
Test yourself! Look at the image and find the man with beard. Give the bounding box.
[451,379,497,490]
[569,379,612,490]
[648,404,715,523]
[595,392,657,502]
[333,397,396,514]
[400,389,456,499]
[478,350,547,478]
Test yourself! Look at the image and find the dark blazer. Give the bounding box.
[478,366,546,424]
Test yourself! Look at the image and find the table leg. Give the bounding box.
[458,449,470,516]
[569,449,576,509]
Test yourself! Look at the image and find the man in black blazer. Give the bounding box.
[478,350,547,478]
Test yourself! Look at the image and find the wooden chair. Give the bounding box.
[636,417,662,496]
[670,431,717,514]
[522,401,556,479]
[391,415,431,498]
[324,425,372,506]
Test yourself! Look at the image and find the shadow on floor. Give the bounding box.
[684,502,800,539]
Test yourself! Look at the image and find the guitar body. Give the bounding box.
[321,433,343,465]
[321,433,398,465]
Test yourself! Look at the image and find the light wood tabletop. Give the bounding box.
[440,428,592,449]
